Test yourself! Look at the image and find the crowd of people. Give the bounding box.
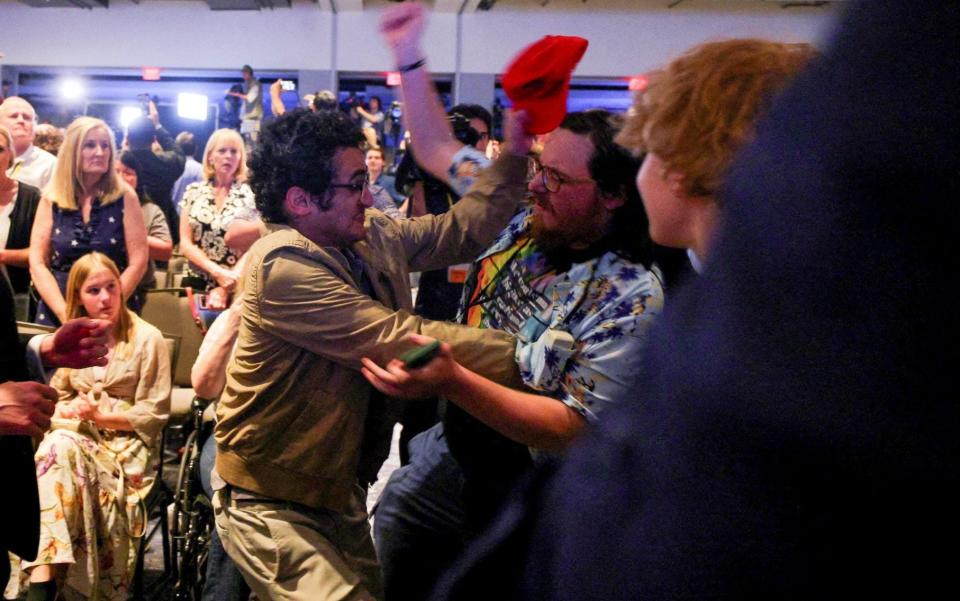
[1,0,955,600]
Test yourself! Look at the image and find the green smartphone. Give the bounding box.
[399,340,441,369]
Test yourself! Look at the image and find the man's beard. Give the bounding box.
[530,209,606,271]
[529,209,571,254]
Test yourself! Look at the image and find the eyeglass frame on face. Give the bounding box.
[326,170,369,200]
[528,157,595,193]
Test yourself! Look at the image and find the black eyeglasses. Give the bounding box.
[528,158,594,193]
[328,172,368,198]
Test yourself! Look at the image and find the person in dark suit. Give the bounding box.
[1,283,109,587]
[431,1,959,599]
[126,102,185,244]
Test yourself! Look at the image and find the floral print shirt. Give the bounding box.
[458,207,665,422]
[179,180,257,288]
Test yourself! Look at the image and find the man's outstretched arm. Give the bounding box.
[380,1,465,186]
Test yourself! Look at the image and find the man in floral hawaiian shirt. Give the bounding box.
[370,109,666,601]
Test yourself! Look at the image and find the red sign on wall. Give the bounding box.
[142,67,162,81]
[628,75,648,91]
[386,72,402,87]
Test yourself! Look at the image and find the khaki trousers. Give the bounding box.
[213,485,383,601]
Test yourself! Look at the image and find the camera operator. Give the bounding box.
[269,80,339,117]
[126,98,185,244]
[356,96,386,149]
[226,65,262,146]
[385,100,404,151]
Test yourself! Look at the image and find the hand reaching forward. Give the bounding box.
[41,317,111,369]
[360,334,460,400]
[0,380,58,438]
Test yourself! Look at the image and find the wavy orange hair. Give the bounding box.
[617,38,817,198]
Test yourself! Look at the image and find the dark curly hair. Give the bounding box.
[248,109,364,224]
[561,110,693,287]
[449,103,492,132]
[559,110,652,266]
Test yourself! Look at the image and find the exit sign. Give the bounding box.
[142,67,162,81]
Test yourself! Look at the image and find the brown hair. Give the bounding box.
[64,252,135,357]
[617,38,816,198]
[34,123,64,156]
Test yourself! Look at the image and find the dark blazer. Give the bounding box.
[4,182,41,295]
[0,281,41,564]
[131,125,185,244]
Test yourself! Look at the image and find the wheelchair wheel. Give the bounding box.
[171,429,213,601]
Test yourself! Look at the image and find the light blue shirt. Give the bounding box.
[171,157,204,214]
[447,145,492,197]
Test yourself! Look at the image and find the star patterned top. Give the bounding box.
[38,195,133,326]
[49,195,128,274]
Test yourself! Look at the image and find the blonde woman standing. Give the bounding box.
[29,117,147,326]
[178,128,257,310]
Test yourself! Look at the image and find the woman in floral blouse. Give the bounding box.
[178,128,257,310]
[20,252,170,601]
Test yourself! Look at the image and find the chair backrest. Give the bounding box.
[141,288,203,387]
[162,333,181,380]
[16,321,56,345]
[166,255,188,288]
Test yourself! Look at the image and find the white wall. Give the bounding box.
[0,1,333,70]
[0,0,837,75]
[461,8,831,76]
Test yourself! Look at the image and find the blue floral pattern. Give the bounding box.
[460,207,665,422]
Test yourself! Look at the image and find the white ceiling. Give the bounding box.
[6,0,841,13]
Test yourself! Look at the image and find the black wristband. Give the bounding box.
[398,58,427,73]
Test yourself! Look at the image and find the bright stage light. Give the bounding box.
[59,78,85,101]
[177,92,208,121]
[120,106,143,129]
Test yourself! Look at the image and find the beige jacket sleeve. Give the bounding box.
[395,152,528,273]
[124,324,172,448]
[50,368,76,404]
[258,253,523,389]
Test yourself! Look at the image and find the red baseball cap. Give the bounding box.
[502,35,589,135]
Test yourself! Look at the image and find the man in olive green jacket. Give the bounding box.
[212,109,531,600]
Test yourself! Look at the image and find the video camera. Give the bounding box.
[448,112,481,147]
[340,92,365,113]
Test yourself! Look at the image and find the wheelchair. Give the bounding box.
[170,396,215,601]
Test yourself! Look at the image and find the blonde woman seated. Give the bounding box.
[20,252,171,601]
